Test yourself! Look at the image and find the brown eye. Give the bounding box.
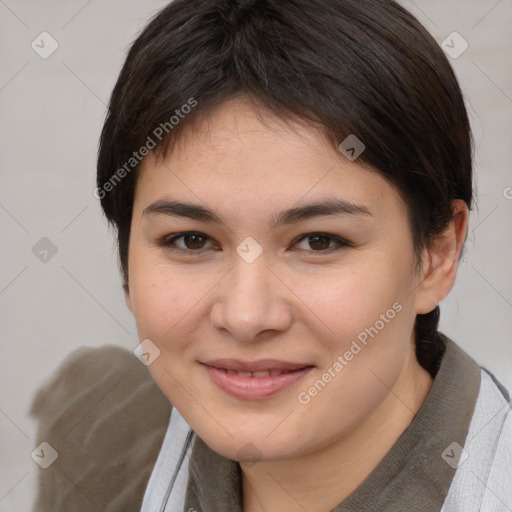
[308,235,331,251]
[155,231,215,254]
[182,233,207,249]
[294,232,350,253]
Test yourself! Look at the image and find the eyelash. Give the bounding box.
[154,231,352,256]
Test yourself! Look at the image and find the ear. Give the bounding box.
[124,283,133,313]
[414,199,469,315]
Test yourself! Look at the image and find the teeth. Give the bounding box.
[253,371,270,377]
[221,368,296,377]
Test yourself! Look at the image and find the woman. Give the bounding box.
[31,0,511,510]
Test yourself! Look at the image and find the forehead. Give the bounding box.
[135,98,407,223]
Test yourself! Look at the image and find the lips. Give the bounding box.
[202,358,311,373]
[200,358,315,400]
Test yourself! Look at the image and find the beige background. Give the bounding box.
[1,0,511,509]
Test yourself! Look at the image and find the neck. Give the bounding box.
[241,353,434,512]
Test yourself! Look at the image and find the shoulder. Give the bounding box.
[442,366,511,511]
[475,368,512,501]
[29,345,172,512]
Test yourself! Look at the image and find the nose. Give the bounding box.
[210,253,293,342]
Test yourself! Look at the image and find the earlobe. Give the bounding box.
[414,199,469,315]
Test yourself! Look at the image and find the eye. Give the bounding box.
[292,233,351,253]
[155,231,217,254]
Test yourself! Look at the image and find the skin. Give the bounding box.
[125,97,468,512]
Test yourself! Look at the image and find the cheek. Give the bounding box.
[288,258,417,404]
[286,259,412,350]
[127,258,212,404]
[128,254,223,349]
[294,300,415,448]
[130,273,187,339]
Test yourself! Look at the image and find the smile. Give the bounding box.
[200,360,314,400]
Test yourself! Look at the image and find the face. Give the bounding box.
[125,97,429,462]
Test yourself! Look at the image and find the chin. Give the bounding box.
[198,426,306,464]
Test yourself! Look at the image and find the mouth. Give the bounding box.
[199,359,315,400]
[212,367,303,377]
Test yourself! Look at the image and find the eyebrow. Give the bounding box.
[142,198,373,228]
